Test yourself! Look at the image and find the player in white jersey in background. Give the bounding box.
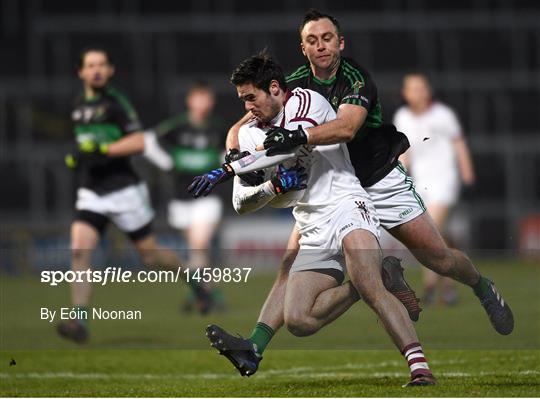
[189,53,436,386]
[394,73,475,305]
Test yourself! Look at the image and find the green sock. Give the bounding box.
[75,306,89,328]
[249,322,275,356]
[472,276,490,298]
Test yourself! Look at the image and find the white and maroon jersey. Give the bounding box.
[393,101,462,184]
[237,87,367,229]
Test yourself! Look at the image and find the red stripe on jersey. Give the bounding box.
[298,91,309,119]
[289,117,318,127]
[294,93,304,119]
[303,90,312,118]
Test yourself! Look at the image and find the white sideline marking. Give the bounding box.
[1,368,538,380]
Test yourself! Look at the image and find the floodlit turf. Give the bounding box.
[1,259,539,396]
[1,349,539,396]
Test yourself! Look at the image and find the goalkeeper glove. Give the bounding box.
[65,141,110,169]
[263,126,308,156]
[225,149,264,186]
[271,164,308,194]
[188,164,235,198]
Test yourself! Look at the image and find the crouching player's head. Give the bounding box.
[230,52,287,123]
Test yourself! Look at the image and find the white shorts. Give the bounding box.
[414,176,460,207]
[168,196,223,230]
[76,183,155,233]
[291,195,380,275]
[367,164,426,230]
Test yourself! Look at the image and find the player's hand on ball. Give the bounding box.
[271,164,308,194]
[263,126,308,156]
[188,165,235,198]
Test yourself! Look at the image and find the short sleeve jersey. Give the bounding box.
[155,113,225,200]
[71,86,143,194]
[286,57,409,187]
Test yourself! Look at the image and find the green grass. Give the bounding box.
[1,349,539,396]
[1,260,539,396]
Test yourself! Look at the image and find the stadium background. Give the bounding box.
[1,0,539,252]
[1,1,539,396]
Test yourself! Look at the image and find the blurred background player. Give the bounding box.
[150,81,226,311]
[394,73,476,306]
[58,48,211,343]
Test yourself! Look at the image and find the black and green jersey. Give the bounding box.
[155,113,225,200]
[72,86,143,194]
[286,57,409,187]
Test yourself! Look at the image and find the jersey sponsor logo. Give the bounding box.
[352,80,364,93]
[399,207,414,219]
[343,94,367,103]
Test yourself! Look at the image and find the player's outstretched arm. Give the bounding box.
[261,105,368,154]
[65,133,148,169]
[226,112,252,150]
[105,131,146,156]
[188,150,295,198]
[232,165,307,215]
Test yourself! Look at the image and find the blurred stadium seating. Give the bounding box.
[1,0,539,261]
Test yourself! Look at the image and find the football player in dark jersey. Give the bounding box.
[212,9,513,386]
[148,81,227,311]
[58,48,211,344]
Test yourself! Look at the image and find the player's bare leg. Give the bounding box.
[185,221,224,311]
[57,221,100,343]
[133,234,213,314]
[204,231,299,378]
[283,271,359,337]
[342,229,435,384]
[391,213,479,286]
[390,213,514,334]
[343,230,418,347]
[256,228,300,331]
[69,221,100,305]
[425,203,458,305]
[133,234,183,270]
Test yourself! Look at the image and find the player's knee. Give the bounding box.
[284,312,318,337]
[355,284,386,309]
[139,250,157,266]
[71,248,91,264]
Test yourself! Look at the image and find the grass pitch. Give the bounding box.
[1,259,539,396]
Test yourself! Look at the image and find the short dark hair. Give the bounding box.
[77,46,112,69]
[299,8,341,38]
[230,52,287,93]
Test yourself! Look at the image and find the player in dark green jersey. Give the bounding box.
[58,48,211,344]
[149,81,227,311]
[215,9,513,386]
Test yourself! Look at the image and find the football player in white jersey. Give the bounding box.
[189,53,435,386]
[213,10,512,386]
[394,73,475,305]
